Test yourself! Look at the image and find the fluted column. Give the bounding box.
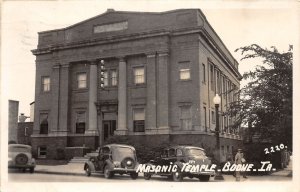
[115,57,128,135]
[86,60,98,135]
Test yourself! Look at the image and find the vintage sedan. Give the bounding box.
[8,144,36,173]
[143,145,215,181]
[84,144,139,179]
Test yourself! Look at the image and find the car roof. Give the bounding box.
[165,145,205,151]
[8,144,32,149]
[103,144,135,150]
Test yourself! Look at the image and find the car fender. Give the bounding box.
[174,161,184,171]
[104,159,114,170]
[84,161,96,172]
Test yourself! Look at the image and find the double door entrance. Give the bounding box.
[103,120,116,141]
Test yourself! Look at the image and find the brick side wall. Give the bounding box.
[17,122,33,145]
[31,137,67,159]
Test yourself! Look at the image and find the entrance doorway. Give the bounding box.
[103,120,116,141]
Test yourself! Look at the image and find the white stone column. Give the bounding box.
[115,57,128,135]
[157,51,170,133]
[86,60,98,135]
[146,52,157,130]
[58,63,69,134]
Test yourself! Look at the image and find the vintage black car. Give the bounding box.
[84,144,139,179]
[143,145,215,181]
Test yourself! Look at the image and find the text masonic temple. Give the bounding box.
[31,9,243,161]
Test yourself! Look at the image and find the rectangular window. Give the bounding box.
[226,81,230,104]
[212,110,215,124]
[77,73,87,89]
[103,71,108,87]
[42,76,50,92]
[133,108,145,132]
[24,127,28,136]
[40,113,48,134]
[227,145,230,155]
[179,69,191,80]
[224,116,227,132]
[202,64,206,83]
[222,76,226,95]
[111,70,118,86]
[210,65,214,91]
[180,106,192,130]
[203,107,207,131]
[134,67,145,84]
[38,146,47,158]
[216,71,220,94]
[221,146,225,156]
[76,111,86,134]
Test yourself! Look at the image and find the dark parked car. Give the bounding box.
[84,144,139,179]
[8,144,36,173]
[143,145,215,181]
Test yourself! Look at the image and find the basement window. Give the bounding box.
[38,146,47,158]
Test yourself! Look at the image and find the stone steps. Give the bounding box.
[69,151,99,164]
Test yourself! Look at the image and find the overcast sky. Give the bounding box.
[1,0,298,117]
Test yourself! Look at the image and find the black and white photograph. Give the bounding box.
[1,0,299,192]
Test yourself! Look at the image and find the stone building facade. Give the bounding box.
[31,9,242,161]
[8,100,19,143]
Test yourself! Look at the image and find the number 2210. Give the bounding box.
[264,144,285,154]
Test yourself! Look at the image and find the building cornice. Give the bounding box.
[32,25,241,80]
[31,29,170,55]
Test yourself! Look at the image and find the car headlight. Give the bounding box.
[126,160,132,166]
[31,158,36,164]
[8,157,12,161]
[113,161,120,167]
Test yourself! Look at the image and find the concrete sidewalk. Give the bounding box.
[35,163,86,176]
[270,156,293,177]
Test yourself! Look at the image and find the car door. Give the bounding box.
[167,148,177,163]
[176,148,185,162]
[97,147,110,172]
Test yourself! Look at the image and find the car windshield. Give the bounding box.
[9,146,31,153]
[112,147,135,161]
[187,148,206,157]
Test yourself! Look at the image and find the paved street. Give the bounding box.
[8,172,292,182]
[8,157,292,182]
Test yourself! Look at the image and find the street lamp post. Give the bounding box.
[213,94,224,180]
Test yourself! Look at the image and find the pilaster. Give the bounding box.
[115,57,128,135]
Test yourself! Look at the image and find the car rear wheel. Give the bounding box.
[198,175,210,182]
[130,172,138,180]
[85,165,91,177]
[104,165,113,179]
[144,172,151,180]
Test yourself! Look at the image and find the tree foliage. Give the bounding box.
[229,44,292,148]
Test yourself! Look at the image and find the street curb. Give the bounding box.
[35,170,85,176]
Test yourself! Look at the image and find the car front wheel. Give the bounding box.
[144,172,151,180]
[85,165,91,177]
[172,170,183,182]
[130,172,138,180]
[104,165,113,179]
